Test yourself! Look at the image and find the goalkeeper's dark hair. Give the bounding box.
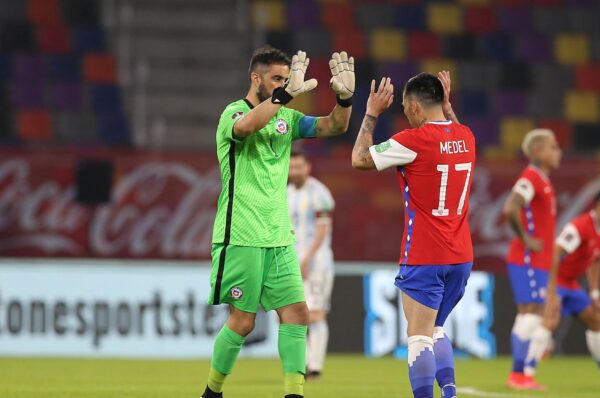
[594,191,600,205]
[248,46,291,78]
[403,72,444,108]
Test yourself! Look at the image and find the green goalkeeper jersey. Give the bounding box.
[212,99,313,247]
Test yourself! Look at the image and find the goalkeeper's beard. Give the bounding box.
[256,82,271,103]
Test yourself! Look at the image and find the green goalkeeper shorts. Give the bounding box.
[208,244,305,313]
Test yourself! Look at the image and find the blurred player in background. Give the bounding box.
[351,71,475,398]
[203,46,354,398]
[288,151,335,381]
[523,193,600,387]
[502,129,561,390]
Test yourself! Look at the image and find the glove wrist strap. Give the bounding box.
[336,95,353,108]
[271,87,293,105]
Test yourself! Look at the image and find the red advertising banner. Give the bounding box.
[0,148,598,273]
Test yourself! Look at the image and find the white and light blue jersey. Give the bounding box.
[288,176,335,266]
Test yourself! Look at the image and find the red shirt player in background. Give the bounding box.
[502,129,562,389]
[352,71,474,398]
[523,193,600,386]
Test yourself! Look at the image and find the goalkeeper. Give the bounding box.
[202,46,354,398]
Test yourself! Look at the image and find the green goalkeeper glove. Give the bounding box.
[272,50,318,105]
[329,51,355,106]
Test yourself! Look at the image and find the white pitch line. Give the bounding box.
[457,387,535,398]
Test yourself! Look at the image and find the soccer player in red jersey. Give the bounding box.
[523,193,600,386]
[352,71,474,398]
[502,129,562,389]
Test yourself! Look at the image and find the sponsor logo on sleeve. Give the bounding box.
[375,141,392,153]
[231,287,243,300]
[232,111,244,120]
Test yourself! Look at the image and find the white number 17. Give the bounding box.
[432,162,472,217]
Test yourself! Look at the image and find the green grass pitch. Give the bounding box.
[0,355,597,397]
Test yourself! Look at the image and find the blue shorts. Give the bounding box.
[508,263,548,305]
[557,286,592,317]
[395,262,473,327]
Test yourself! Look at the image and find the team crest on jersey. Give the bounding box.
[231,111,244,120]
[230,287,243,300]
[275,119,289,135]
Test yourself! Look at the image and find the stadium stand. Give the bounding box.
[0,0,128,146]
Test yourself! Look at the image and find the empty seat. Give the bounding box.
[370,29,406,61]
[293,30,332,57]
[480,34,514,61]
[462,116,499,149]
[17,109,52,140]
[394,6,426,31]
[555,33,590,65]
[49,82,82,111]
[90,84,122,114]
[497,7,532,34]
[72,26,106,53]
[538,118,572,150]
[47,54,81,81]
[465,7,497,34]
[421,59,457,85]
[332,30,366,60]
[10,80,44,108]
[52,111,97,144]
[534,9,573,35]
[97,111,129,146]
[427,4,463,34]
[0,23,34,51]
[408,32,441,60]
[378,62,419,89]
[0,54,8,81]
[321,3,355,30]
[532,64,573,93]
[286,0,319,29]
[459,90,488,116]
[356,4,397,29]
[494,90,528,116]
[565,91,599,122]
[573,123,600,152]
[499,62,532,89]
[443,35,477,59]
[37,25,71,53]
[0,2,27,23]
[516,34,552,62]
[62,0,100,25]
[28,0,61,25]
[252,0,286,31]
[575,65,600,92]
[83,53,117,84]
[458,61,499,90]
[528,89,565,118]
[500,117,535,152]
[11,53,44,81]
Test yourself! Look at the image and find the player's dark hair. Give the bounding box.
[595,191,600,205]
[403,72,444,108]
[291,150,308,161]
[248,46,291,79]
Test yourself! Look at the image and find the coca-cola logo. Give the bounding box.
[0,157,221,258]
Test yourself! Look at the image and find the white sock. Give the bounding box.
[585,330,600,367]
[524,326,552,376]
[307,320,329,372]
[512,314,542,341]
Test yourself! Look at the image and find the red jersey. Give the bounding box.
[555,211,600,289]
[507,166,556,270]
[369,121,476,265]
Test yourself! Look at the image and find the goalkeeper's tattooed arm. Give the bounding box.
[352,77,394,170]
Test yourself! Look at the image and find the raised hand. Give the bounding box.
[284,50,318,98]
[366,77,394,118]
[438,70,459,123]
[329,51,355,100]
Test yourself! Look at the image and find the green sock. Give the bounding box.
[278,324,307,396]
[208,325,245,392]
